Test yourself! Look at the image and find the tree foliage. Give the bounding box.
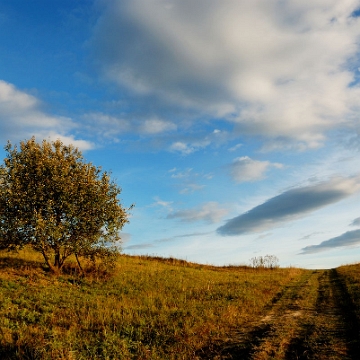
[0,137,131,273]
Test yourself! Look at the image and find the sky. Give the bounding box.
[1,0,360,269]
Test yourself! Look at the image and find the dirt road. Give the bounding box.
[198,269,360,359]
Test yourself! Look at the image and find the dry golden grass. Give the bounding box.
[0,247,306,359]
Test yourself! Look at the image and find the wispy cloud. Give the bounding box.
[300,229,360,254]
[228,143,243,152]
[149,196,173,213]
[179,184,205,194]
[124,243,155,250]
[82,112,131,140]
[92,0,360,148]
[125,231,212,250]
[119,232,131,244]
[0,80,93,150]
[168,202,229,223]
[350,217,360,226]
[169,139,211,155]
[82,112,177,140]
[155,231,212,243]
[298,232,323,241]
[217,176,360,236]
[140,118,177,134]
[169,167,211,194]
[151,197,173,211]
[170,168,193,179]
[228,156,283,183]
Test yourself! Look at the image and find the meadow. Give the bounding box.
[0,248,359,359]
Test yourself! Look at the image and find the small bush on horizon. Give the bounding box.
[250,254,279,269]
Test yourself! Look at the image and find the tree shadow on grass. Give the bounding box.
[0,256,43,272]
[0,344,40,360]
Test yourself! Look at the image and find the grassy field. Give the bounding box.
[0,248,359,359]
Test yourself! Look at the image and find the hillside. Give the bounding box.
[0,249,359,359]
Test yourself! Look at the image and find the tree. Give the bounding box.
[249,255,279,269]
[0,137,131,273]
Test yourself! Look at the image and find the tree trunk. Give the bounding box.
[75,253,84,275]
[41,249,58,273]
[54,251,61,269]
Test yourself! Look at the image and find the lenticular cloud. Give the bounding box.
[217,177,360,236]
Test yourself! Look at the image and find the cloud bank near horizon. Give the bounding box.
[217,177,360,236]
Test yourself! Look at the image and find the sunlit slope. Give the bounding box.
[0,248,304,359]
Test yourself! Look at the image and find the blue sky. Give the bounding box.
[1,0,360,269]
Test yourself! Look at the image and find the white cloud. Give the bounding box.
[168,136,212,154]
[169,141,195,155]
[229,156,283,183]
[47,133,94,151]
[92,0,360,148]
[167,201,229,223]
[139,118,177,134]
[0,80,93,150]
[0,80,38,109]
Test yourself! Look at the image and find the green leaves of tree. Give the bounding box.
[0,137,132,273]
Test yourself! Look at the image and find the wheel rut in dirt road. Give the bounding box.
[296,269,360,360]
[197,269,360,359]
